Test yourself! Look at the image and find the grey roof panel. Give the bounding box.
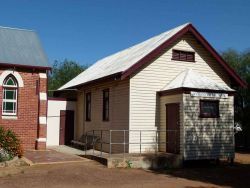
[59,23,190,90]
[0,26,49,68]
[161,69,234,91]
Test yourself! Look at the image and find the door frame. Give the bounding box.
[165,103,180,154]
[59,110,75,145]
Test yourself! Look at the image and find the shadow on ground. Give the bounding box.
[151,160,250,188]
[80,155,107,166]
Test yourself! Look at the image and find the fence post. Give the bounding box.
[155,131,157,155]
[109,130,112,157]
[85,132,87,155]
[140,130,141,156]
[123,130,125,158]
[175,130,177,154]
[100,130,103,157]
[93,130,94,155]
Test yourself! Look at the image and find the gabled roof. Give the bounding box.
[59,23,247,90]
[59,23,189,90]
[0,26,50,70]
[161,69,234,91]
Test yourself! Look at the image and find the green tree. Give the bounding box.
[222,49,250,149]
[48,59,87,96]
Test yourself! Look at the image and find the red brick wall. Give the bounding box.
[0,68,48,150]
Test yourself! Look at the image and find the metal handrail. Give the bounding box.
[84,129,179,157]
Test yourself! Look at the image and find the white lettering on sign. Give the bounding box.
[190,91,228,98]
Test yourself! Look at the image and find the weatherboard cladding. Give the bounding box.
[183,94,234,160]
[0,26,49,68]
[128,32,233,153]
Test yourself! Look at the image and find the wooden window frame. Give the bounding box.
[85,92,91,121]
[172,49,195,62]
[200,100,219,118]
[102,89,109,121]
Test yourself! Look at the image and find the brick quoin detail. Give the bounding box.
[0,68,48,150]
[39,101,47,116]
[39,78,47,93]
[37,75,48,150]
[38,125,47,138]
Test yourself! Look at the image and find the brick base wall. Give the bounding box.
[36,140,46,150]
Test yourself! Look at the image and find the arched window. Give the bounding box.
[2,75,18,116]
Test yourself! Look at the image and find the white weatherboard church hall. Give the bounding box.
[48,23,247,161]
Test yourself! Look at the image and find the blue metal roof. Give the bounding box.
[0,26,50,68]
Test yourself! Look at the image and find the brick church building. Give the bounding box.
[0,26,50,150]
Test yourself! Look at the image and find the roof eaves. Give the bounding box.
[0,25,35,32]
[158,87,236,96]
[59,72,122,90]
[188,24,248,88]
[0,61,51,70]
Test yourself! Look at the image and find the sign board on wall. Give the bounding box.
[190,91,228,98]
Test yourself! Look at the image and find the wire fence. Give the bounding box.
[83,129,179,157]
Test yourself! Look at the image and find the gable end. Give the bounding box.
[121,24,247,88]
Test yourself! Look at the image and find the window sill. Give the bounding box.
[199,115,220,119]
[171,58,196,63]
[2,115,18,120]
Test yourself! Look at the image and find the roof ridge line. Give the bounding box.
[0,26,34,32]
[181,69,191,86]
[92,23,190,66]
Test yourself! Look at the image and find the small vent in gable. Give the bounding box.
[172,50,195,62]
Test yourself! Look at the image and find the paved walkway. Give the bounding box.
[49,145,108,156]
[24,149,89,165]
[48,145,86,155]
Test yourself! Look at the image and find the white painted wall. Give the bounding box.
[46,99,76,146]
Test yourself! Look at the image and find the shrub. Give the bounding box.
[0,126,23,161]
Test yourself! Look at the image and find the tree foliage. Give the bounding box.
[48,59,87,96]
[222,49,250,148]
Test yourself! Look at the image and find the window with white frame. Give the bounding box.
[2,75,18,116]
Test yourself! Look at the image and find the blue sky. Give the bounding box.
[0,0,249,66]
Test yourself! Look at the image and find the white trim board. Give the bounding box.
[39,73,47,78]
[39,92,47,100]
[37,138,47,142]
[0,70,24,87]
[39,116,47,124]
[2,116,18,120]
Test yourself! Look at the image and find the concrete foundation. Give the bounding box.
[85,153,182,169]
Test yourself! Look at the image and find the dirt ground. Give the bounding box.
[0,152,249,188]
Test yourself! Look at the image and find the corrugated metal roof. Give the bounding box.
[0,26,49,68]
[59,23,190,90]
[161,69,234,91]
